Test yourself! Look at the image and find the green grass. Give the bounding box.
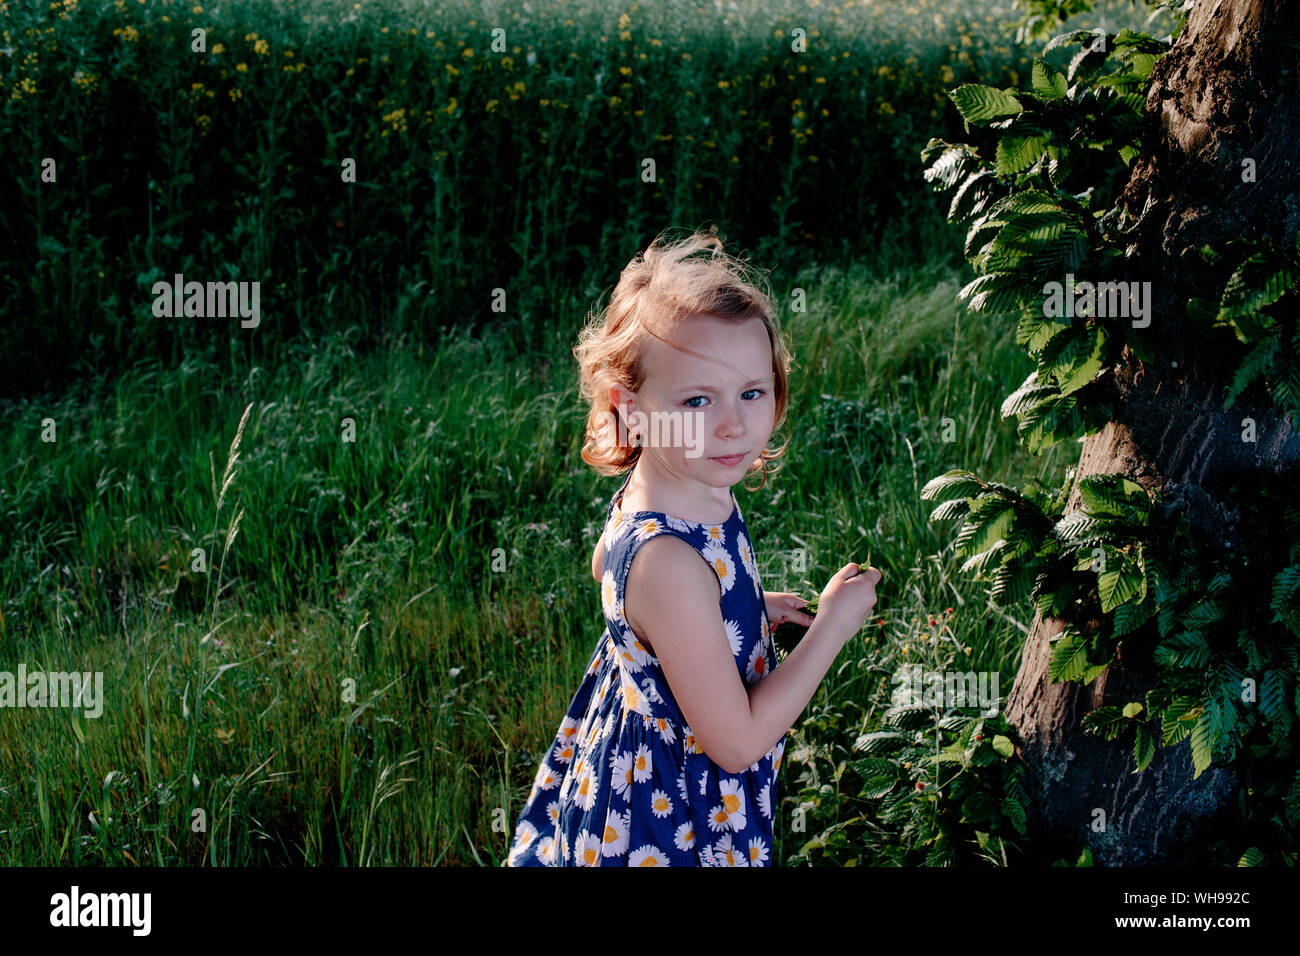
[0,218,1077,864]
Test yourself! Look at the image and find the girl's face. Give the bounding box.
[610,314,776,491]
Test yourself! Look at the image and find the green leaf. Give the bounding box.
[929,498,972,523]
[1237,847,1265,867]
[1216,250,1294,330]
[1099,547,1147,613]
[991,734,1014,758]
[1049,629,1091,682]
[1031,59,1069,99]
[949,84,1024,124]
[1189,708,1215,777]
[996,133,1048,175]
[1133,723,1156,771]
[959,272,1036,314]
[920,470,984,502]
[1122,702,1144,719]
[950,170,998,222]
[1054,324,1108,396]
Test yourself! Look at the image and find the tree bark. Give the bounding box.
[1005,0,1300,865]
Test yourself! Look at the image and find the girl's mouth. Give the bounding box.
[710,452,748,466]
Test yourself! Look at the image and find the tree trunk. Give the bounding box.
[1005,0,1300,865]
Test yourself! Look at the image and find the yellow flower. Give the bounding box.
[254,39,269,56]
[229,87,242,101]
[619,65,631,76]
[462,47,474,58]
[485,98,498,112]
[446,63,459,76]
[235,62,248,72]
[211,42,225,54]
[192,4,203,13]
[717,79,729,89]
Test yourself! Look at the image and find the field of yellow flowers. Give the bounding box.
[0,0,1084,392]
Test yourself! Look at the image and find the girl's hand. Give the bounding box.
[763,591,815,628]
[816,564,882,642]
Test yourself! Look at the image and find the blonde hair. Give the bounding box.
[573,227,792,491]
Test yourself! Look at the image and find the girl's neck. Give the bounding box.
[619,457,735,525]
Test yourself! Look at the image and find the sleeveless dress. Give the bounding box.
[505,467,786,866]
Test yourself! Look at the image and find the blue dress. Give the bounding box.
[506,467,786,866]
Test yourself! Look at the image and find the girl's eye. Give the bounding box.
[683,390,766,408]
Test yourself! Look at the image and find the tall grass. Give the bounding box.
[0,225,1075,864]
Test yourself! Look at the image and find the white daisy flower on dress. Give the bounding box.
[711,832,749,867]
[737,533,756,580]
[514,820,539,851]
[719,778,747,818]
[632,744,653,782]
[610,750,634,800]
[631,517,664,542]
[574,831,602,866]
[601,808,630,857]
[629,844,669,867]
[533,761,561,791]
[703,523,726,546]
[746,641,771,683]
[700,540,736,595]
[747,836,770,865]
[573,764,598,811]
[600,708,619,745]
[664,514,694,534]
[677,771,689,803]
[547,800,560,825]
[758,783,771,819]
[724,617,744,658]
[698,769,710,797]
[621,677,650,716]
[600,569,624,625]
[555,716,580,747]
[623,634,653,667]
[649,789,673,817]
[652,716,676,746]
[708,780,747,831]
[537,835,558,865]
[616,638,645,673]
[674,821,696,851]
[553,738,577,764]
[773,738,786,773]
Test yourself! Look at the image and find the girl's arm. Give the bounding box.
[625,535,857,774]
[592,535,606,582]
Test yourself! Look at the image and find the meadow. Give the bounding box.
[0,0,1160,865]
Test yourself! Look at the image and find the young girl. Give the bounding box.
[506,228,881,867]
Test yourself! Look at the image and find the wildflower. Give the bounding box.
[254,39,269,55]
[235,62,248,72]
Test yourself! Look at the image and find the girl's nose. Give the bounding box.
[717,401,746,439]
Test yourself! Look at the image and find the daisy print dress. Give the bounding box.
[506,467,786,867]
